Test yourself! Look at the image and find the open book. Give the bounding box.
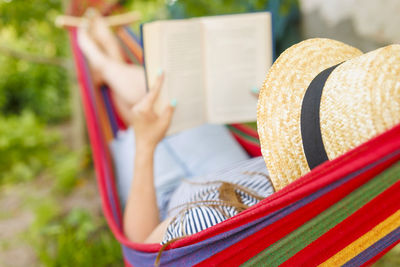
[142,12,273,135]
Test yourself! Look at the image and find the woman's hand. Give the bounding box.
[130,73,175,150]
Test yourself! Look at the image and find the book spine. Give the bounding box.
[140,23,150,92]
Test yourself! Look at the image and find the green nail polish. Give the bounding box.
[157,68,163,76]
[251,87,259,94]
[170,99,177,107]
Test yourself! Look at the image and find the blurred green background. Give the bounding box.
[0,0,398,266]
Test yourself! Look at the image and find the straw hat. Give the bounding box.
[257,38,400,191]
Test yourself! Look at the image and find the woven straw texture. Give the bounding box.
[257,38,362,191]
[321,45,400,160]
[260,38,399,191]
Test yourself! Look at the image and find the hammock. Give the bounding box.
[68,26,400,266]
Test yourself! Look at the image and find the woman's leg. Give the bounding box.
[77,15,146,120]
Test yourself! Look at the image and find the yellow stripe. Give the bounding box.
[319,209,400,267]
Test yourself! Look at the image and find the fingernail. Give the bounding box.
[157,68,163,76]
[251,87,259,94]
[170,99,177,107]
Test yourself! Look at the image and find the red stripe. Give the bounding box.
[124,257,134,267]
[230,123,259,138]
[281,180,400,266]
[230,131,262,157]
[195,156,399,266]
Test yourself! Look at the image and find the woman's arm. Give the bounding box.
[123,73,176,243]
[124,143,159,242]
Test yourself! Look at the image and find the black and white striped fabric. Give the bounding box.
[162,157,274,244]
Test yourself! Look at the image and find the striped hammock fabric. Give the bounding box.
[68,26,400,266]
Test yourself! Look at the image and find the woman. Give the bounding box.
[78,14,273,244]
[78,13,400,247]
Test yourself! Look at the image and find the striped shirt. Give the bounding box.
[162,157,274,244]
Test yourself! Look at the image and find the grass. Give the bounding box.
[21,144,124,267]
[29,206,122,267]
[0,117,123,266]
[374,244,400,267]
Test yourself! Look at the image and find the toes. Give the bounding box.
[82,8,124,61]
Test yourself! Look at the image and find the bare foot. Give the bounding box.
[88,11,125,63]
[77,9,147,108]
[77,24,107,86]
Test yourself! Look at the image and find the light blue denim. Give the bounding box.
[109,124,249,219]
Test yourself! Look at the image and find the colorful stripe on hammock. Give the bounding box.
[101,85,119,136]
[121,156,400,266]
[118,126,400,266]
[243,162,400,267]
[227,123,261,157]
[196,150,400,266]
[69,24,400,267]
[116,27,143,64]
[70,29,123,231]
[322,210,400,266]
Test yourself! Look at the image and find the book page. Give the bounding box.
[144,20,206,135]
[201,12,272,124]
[142,22,162,94]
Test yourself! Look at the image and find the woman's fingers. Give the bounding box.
[148,72,165,104]
[160,104,176,128]
[139,73,164,111]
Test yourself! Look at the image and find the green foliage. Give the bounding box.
[167,0,262,18]
[0,0,70,122]
[29,207,122,267]
[0,112,59,184]
[0,111,116,265]
[165,0,298,18]
[0,0,62,34]
[0,111,85,192]
[123,0,168,27]
[0,55,70,122]
[51,150,83,194]
[0,2,121,265]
